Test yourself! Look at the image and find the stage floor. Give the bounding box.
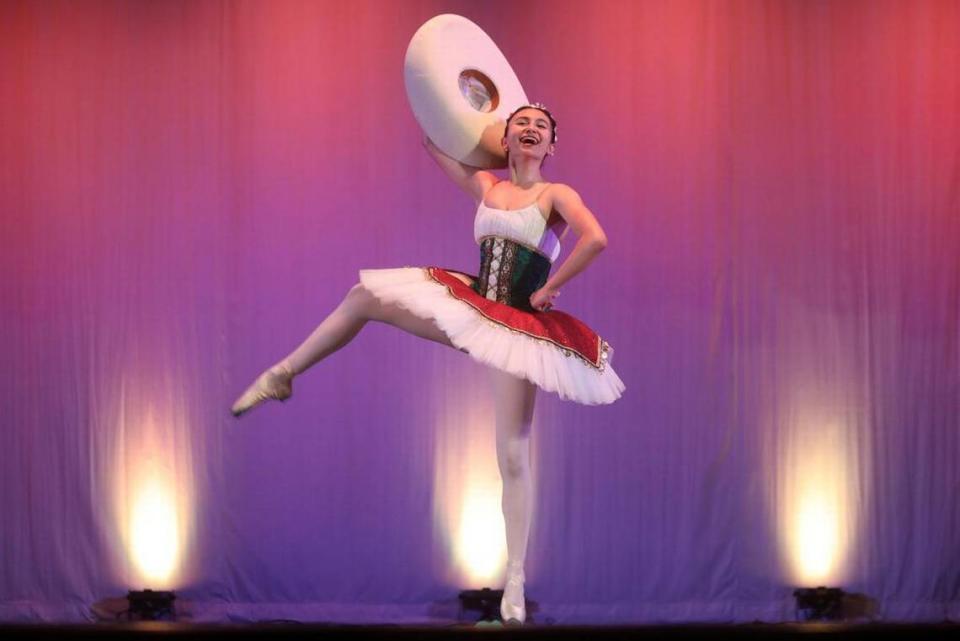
[2,622,958,640]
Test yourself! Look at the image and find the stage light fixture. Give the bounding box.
[126,589,176,621]
[458,587,535,625]
[458,587,502,623]
[794,586,844,621]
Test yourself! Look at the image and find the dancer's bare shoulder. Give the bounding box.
[543,183,580,208]
[544,183,608,245]
[473,171,500,202]
[538,182,575,221]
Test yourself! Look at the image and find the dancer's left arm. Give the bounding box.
[529,185,608,312]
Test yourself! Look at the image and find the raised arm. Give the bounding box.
[422,135,498,202]
[531,184,608,311]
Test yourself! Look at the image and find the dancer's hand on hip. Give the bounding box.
[530,286,560,312]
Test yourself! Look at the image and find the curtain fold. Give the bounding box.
[1,0,957,623]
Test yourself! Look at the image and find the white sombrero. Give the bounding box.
[404,14,529,169]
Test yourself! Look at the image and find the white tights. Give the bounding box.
[279,281,536,571]
[490,367,536,571]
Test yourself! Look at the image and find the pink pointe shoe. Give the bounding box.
[230,362,294,417]
[500,561,526,625]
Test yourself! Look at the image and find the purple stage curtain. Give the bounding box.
[1,0,957,624]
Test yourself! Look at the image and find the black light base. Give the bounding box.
[126,589,176,621]
[457,587,537,625]
[457,587,503,622]
[793,586,844,621]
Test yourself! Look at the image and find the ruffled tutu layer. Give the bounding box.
[359,267,624,405]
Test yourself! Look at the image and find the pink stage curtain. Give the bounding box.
[1,0,957,623]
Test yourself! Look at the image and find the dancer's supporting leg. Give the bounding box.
[231,282,454,415]
[491,368,537,624]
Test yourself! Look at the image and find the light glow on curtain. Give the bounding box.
[1,0,957,625]
[106,361,198,590]
[777,415,859,587]
[432,401,509,587]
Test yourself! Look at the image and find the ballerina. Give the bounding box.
[231,104,624,624]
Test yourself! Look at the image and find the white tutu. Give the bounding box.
[359,267,624,405]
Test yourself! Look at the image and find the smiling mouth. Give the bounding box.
[519,133,540,145]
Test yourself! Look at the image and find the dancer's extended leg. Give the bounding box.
[286,283,453,373]
[491,368,537,624]
[231,282,453,416]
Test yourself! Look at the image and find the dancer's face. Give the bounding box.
[503,108,555,163]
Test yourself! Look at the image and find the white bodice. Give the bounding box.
[473,201,563,263]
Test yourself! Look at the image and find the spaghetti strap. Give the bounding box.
[534,182,552,200]
[532,182,553,219]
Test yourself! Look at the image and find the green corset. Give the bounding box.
[471,237,551,312]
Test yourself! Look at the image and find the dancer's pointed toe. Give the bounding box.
[499,562,526,625]
[230,363,294,417]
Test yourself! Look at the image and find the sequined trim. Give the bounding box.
[428,267,610,372]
